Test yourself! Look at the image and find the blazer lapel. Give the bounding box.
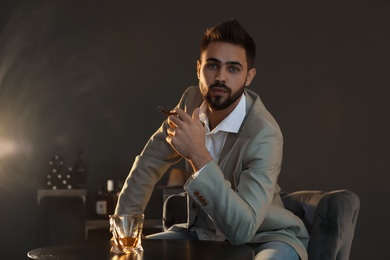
[218,89,255,166]
[217,90,256,188]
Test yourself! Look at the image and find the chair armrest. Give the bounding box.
[282,189,360,260]
[162,192,187,231]
[308,189,360,260]
[281,190,327,233]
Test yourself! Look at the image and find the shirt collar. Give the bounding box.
[199,93,246,134]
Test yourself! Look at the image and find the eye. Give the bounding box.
[229,66,240,72]
[206,63,218,69]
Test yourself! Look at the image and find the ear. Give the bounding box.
[245,68,256,87]
[196,60,201,79]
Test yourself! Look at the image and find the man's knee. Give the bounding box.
[252,241,299,260]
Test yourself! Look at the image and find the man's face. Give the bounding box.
[197,41,256,111]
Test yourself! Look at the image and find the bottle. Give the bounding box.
[106,180,117,216]
[73,150,87,188]
[95,184,107,219]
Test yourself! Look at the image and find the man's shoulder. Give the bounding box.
[243,89,281,133]
[182,86,200,96]
[179,86,203,112]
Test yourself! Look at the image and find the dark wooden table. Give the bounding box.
[27,239,254,260]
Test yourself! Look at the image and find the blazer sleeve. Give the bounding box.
[115,86,202,215]
[115,122,181,214]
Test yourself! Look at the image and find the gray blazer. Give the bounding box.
[116,86,309,260]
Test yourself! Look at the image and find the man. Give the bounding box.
[116,19,309,259]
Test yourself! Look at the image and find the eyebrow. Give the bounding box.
[206,58,243,68]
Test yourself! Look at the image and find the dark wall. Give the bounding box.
[0,0,388,259]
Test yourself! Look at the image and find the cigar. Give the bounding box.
[158,106,175,116]
[159,105,182,117]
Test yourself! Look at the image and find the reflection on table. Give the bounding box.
[27,239,254,260]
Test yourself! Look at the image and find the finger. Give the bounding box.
[166,127,175,137]
[192,108,200,121]
[171,108,189,121]
[168,114,181,126]
[168,109,187,127]
[192,108,204,127]
[167,117,177,128]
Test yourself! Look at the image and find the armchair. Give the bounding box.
[162,189,360,260]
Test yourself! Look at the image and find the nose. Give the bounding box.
[215,69,227,84]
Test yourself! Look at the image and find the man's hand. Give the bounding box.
[166,108,212,172]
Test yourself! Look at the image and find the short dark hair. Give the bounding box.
[200,19,256,69]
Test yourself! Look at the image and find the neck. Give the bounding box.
[207,100,239,130]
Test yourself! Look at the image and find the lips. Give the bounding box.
[210,85,229,94]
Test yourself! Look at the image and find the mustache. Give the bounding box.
[209,82,230,91]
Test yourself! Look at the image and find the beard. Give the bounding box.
[203,82,245,110]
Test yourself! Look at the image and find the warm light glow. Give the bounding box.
[0,137,18,159]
